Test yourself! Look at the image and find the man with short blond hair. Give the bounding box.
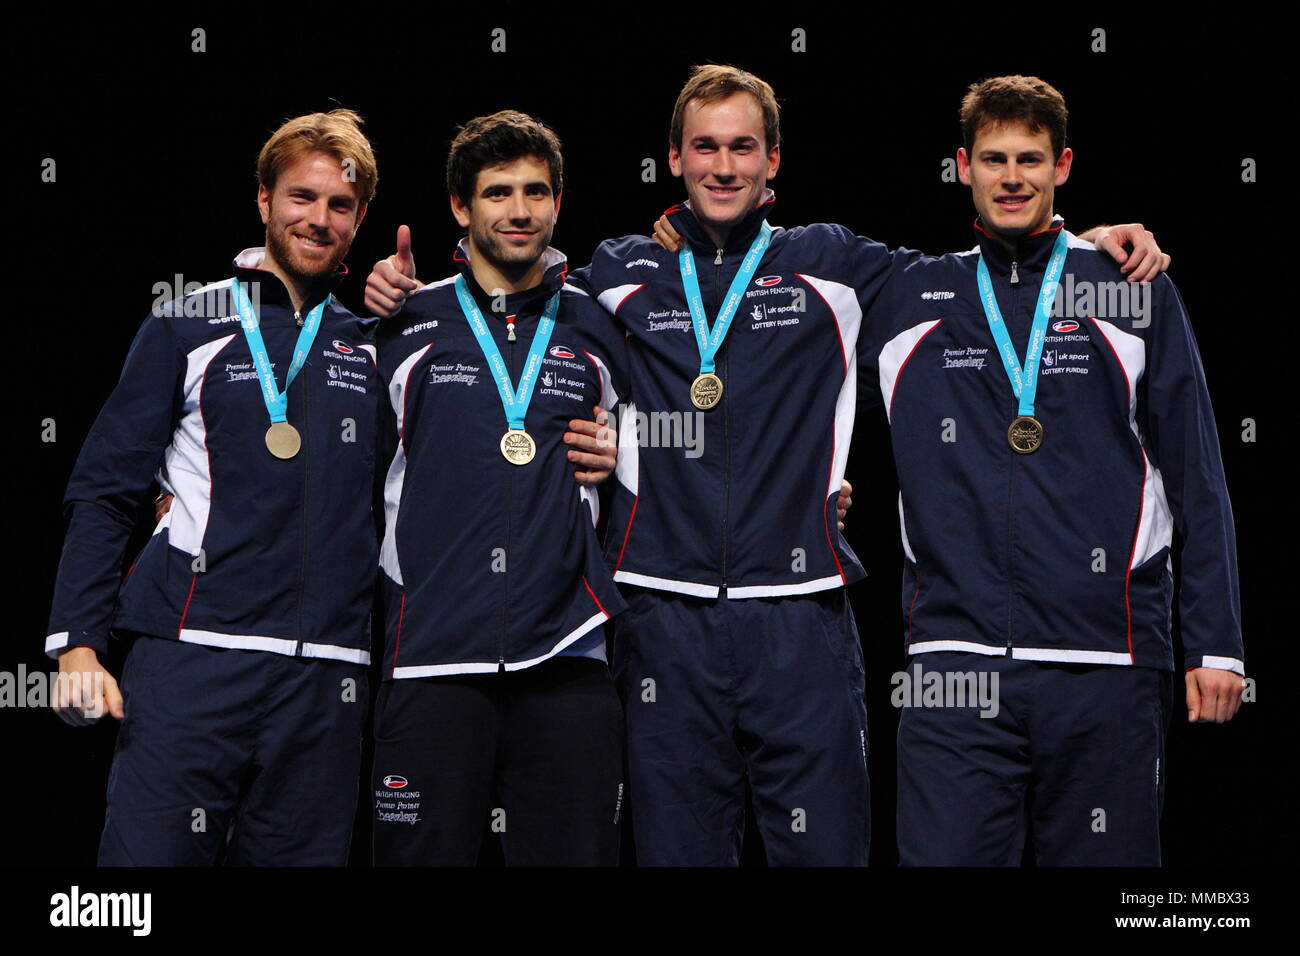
[47,108,383,865]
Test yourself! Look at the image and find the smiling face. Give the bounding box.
[957,120,1072,240]
[451,155,560,278]
[668,92,779,245]
[257,150,367,289]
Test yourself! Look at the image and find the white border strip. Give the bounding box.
[504,612,608,671]
[300,643,371,665]
[392,612,609,679]
[179,629,298,656]
[1013,647,1133,666]
[613,570,719,599]
[908,640,1005,657]
[44,632,70,657]
[727,575,845,599]
[392,659,499,678]
[1200,655,1245,675]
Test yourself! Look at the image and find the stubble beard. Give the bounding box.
[471,218,554,284]
[265,222,351,290]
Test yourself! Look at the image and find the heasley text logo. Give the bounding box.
[1052,320,1080,333]
[755,275,782,287]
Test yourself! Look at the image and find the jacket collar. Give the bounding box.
[665,189,776,256]
[232,247,346,313]
[973,215,1066,274]
[452,238,568,319]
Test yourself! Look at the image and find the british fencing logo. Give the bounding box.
[376,775,421,825]
[1051,320,1080,333]
[549,345,576,359]
[332,339,354,353]
[755,275,782,287]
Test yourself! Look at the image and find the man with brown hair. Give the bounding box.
[367,110,627,866]
[862,74,1245,864]
[46,109,383,865]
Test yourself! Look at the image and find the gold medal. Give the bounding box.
[1007,416,1043,454]
[500,429,537,466]
[265,421,301,459]
[690,372,723,410]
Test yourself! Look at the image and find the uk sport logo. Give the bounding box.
[382,775,408,789]
[755,275,783,287]
[332,339,354,353]
[549,346,575,359]
[1051,320,1080,333]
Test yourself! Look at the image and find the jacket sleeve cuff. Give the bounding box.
[1187,655,1245,676]
[45,630,109,661]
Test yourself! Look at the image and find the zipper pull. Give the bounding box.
[294,310,304,327]
[1010,261,1020,285]
[507,320,516,342]
[715,248,723,266]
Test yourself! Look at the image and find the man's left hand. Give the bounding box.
[565,405,618,485]
[1185,666,1246,723]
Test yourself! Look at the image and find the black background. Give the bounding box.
[6,5,1287,924]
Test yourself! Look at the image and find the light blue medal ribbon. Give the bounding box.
[679,220,772,409]
[975,229,1069,451]
[229,277,330,457]
[454,275,560,463]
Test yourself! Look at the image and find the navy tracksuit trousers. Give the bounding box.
[613,586,870,866]
[896,651,1174,866]
[99,635,367,866]
[370,657,624,867]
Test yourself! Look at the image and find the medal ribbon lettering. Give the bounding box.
[229,277,330,428]
[679,220,773,376]
[976,228,1070,418]
[454,275,559,432]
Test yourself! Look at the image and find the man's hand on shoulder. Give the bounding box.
[365,224,423,318]
[653,215,684,253]
[1082,223,1170,283]
[1185,666,1246,723]
[565,405,618,485]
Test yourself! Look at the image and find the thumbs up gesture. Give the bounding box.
[365,224,423,317]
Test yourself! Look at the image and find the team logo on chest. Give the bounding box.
[942,346,990,369]
[428,361,480,386]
